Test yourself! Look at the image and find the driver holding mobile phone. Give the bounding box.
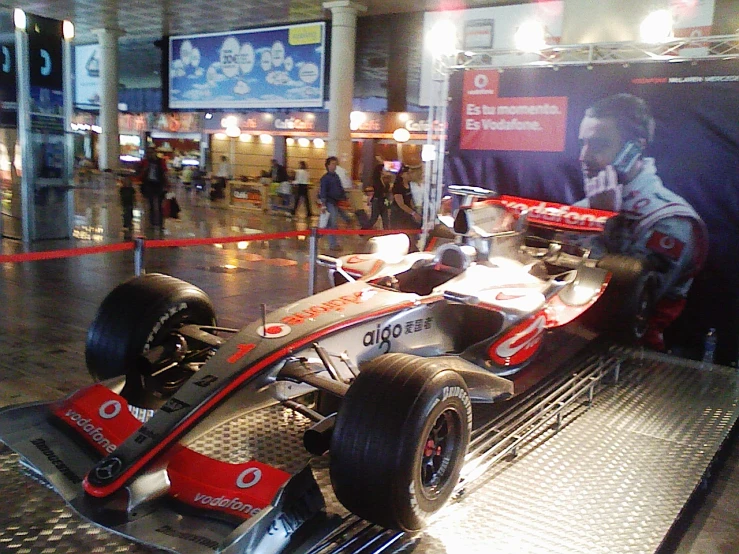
[575,93,708,351]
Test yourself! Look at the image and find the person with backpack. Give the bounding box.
[318,156,351,251]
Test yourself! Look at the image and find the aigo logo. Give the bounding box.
[488,314,547,366]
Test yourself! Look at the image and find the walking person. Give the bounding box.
[118,174,135,238]
[319,156,351,251]
[138,147,168,231]
[390,165,421,252]
[212,155,231,200]
[292,160,313,218]
[362,156,390,230]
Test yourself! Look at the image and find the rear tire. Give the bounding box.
[586,255,656,342]
[330,353,471,531]
[85,273,216,382]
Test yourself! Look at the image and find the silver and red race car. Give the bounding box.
[0,191,655,553]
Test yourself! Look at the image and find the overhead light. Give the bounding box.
[514,20,547,52]
[63,20,74,40]
[259,134,273,144]
[640,10,674,43]
[286,137,295,145]
[298,137,310,147]
[393,128,411,143]
[214,132,227,140]
[239,134,252,142]
[313,138,325,148]
[225,125,241,138]
[221,115,238,128]
[205,112,213,120]
[350,111,366,131]
[13,9,26,31]
[427,19,457,58]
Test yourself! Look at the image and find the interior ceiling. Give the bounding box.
[5,0,508,44]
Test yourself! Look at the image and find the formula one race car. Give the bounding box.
[0,190,655,554]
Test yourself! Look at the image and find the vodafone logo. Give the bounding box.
[474,74,489,89]
[489,315,546,366]
[99,400,122,420]
[467,71,496,96]
[236,467,262,489]
[257,323,291,338]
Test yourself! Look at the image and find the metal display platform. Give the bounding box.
[0,346,737,554]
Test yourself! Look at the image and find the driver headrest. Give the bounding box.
[454,204,514,237]
[433,243,472,270]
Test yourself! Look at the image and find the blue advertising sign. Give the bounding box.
[168,22,326,110]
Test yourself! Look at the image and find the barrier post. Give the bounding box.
[134,237,145,276]
[308,227,318,296]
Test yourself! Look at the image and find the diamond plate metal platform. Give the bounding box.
[0,348,737,554]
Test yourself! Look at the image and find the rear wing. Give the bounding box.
[493,195,615,234]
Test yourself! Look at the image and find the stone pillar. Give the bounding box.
[323,1,366,172]
[93,28,123,171]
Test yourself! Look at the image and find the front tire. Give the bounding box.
[85,273,216,383]
[330,353,471,531]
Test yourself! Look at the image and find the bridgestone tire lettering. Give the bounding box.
[85,273,216,398]
[330,353,470,532]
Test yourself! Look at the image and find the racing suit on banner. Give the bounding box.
[576,158,708,350]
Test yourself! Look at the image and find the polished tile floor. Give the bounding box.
[0,182,738,553]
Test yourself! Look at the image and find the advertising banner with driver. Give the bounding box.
[445,59,739,363]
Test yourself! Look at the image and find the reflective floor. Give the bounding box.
[0,181,737,553]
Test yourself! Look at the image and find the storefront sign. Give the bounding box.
[117,112,203,134]
[203,111,327,134]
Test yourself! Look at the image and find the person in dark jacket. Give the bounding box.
[138,147,168,230]
[390,166,421,252]
[271,159,289,183]
[362,156,390,230]
[319,156,351,251]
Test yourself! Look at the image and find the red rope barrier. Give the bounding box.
[0,242,134,264]
[144,230,311,249]
[0,227,419,264]
[316,228,422,236]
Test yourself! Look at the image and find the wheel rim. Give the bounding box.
[419,408,463,500]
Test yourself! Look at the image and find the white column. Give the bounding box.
[323,1,366,170]
[93,28,123,170]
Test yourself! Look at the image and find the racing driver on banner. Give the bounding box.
[574,93,708,352]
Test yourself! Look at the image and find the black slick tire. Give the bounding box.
[85,273,216,382]
[329,353,471,531]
